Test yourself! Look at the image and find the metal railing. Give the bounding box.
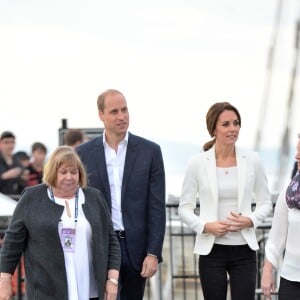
[144,201,276,300]
[7,199,277,300]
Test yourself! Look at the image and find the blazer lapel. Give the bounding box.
[205,147,219,210]
[121,134,137,202]
[95,135,112,206]
[236,147,247,210]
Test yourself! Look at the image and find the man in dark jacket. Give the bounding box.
[77,89,166,300]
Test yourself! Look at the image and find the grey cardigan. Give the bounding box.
[0,184,120,300]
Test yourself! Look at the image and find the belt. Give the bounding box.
[115,230,126,239]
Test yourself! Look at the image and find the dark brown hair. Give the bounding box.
[31,142,47,154]
[203,102,241,151]
[64,129,84,147]
[0,131,15,140]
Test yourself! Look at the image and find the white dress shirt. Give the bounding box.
[103,131,128,230]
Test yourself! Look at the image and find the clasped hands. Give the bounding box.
[204,212,253,237]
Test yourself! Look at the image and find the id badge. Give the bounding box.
[60,228,76,252]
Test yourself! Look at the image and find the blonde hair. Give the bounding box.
[43,146,87,188]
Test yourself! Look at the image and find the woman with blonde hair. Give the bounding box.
[0,146,120,300]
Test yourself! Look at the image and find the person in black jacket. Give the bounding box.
[76,89,166,300]
[0,131,26,196]
[0,146,120,300]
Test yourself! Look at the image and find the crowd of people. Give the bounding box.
[0,90,299,300]
[0,132,49,197]
[0,128,87,197]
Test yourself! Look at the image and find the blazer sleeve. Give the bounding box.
[178,156,205,234]
[0,191,29,274]
[146,145,166,261]
[249,152,273,228]
[102,197,121,271]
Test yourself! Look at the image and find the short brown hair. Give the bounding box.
[43,146,87,188]
[97,89,125,112]
[31,142,47,154]
[203,102,241,151]
[64,129,84,146]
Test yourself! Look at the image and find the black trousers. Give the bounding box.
[199,244,257,300]
[117,237,146,300]
[278,277,300,300]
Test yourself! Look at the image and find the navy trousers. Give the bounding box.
[117,237,146,300]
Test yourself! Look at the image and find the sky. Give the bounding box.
[0,1,299,170]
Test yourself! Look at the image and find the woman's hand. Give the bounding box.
[104,280,118,300]
[0,276,13,300]
[204,221,230,237]
[226,212,253,231]
[261,260,276,299]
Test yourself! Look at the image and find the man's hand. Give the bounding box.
[140,255,158,278]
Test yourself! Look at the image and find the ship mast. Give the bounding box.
[254,0,283,151]
[273,18,300,192]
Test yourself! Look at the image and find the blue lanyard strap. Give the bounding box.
[49,186,79,222]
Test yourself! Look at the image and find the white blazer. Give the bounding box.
[178,145,272,255]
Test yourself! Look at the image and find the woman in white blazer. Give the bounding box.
[261,134,300,300]
[179,102,272,300]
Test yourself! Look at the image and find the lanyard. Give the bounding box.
[49,186,79,223]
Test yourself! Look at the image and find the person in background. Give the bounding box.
[12,143,48,296]
[12,151,30,198]
[178,102,272,300]
[76,89,166,300]
[2,148,30,297]
[0,146,120,300]
[13,151,30,169]
[261,133,300,299]
[26,142,47,186]
[64,129,85,148]
[291,161,297,179]
[0,131,26,196]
